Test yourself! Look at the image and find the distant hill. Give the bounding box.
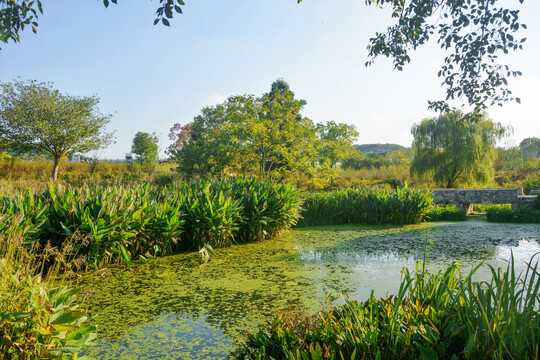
[354,143,408,155]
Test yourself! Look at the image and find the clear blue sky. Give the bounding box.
[1,0,539,159]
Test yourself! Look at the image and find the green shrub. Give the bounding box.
[524,176,540,195]
[534,194,540,210]
[486,206,540,223]
[235,256,540,360]
[297,185,432,226]
[426,204,467,221]
[473,203,511,212]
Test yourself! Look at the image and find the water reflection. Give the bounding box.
[79,221,540,359]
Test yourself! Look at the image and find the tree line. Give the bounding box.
[1,78,538,190]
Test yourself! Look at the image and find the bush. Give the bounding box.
[473,203,511,212]
[235,256,540,360]
[425,204,467,221]
[486,206,540,223]
[524,176,540,195]
[534,194,540,210]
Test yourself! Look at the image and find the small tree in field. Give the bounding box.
[0,80,115,180]
[131,131,159,170]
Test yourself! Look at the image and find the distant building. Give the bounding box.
[68,153,88,162]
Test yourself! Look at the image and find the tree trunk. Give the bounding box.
[52,156,60,180]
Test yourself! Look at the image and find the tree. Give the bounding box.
[386,149,412,167]
[0,0,183,46]
[2,1,527,113]
[0,79,115,180]
[168,79,319,180]
[315,121,359,168]
[131,131,159,169]
[410,111,509,188]
[341,149,365,170]
[520,137,540,159]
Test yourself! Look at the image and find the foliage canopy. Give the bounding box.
[169,79,328,180]
[2,1,528,113]
[316,121,359,169]
[363,0,526,113]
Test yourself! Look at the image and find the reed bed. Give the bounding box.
[235,255,540,359]
[0,178,301,268]
[297,186,432,226]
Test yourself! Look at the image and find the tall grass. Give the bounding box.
[235,255,540,359]
[298,185,432,226]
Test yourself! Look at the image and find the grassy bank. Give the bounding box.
[487,206,540,223]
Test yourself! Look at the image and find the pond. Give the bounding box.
[79,221,540,359]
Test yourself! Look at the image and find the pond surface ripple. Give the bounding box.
[79,221,540,359]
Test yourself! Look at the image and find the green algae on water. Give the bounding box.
[78,221,540,359]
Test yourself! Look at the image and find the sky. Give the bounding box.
[1,0,539,159]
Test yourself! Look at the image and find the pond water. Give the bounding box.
[79,221,540,359]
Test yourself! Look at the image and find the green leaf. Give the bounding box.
[415,342,439,360]
[118,244,132,266]
[51,311,84,325]
[0,311,30,320]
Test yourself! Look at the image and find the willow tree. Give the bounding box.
[0,80,115,180]
[411,111,509,188]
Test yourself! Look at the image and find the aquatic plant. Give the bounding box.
[178,184,242,249]
[0,235,96,359]
[0,178,301,267]
[41,183,185,268]
[297,185,432,226]
[231,178,301,242]
[235,255,540,359]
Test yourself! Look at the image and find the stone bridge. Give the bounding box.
[431,188,536,215]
